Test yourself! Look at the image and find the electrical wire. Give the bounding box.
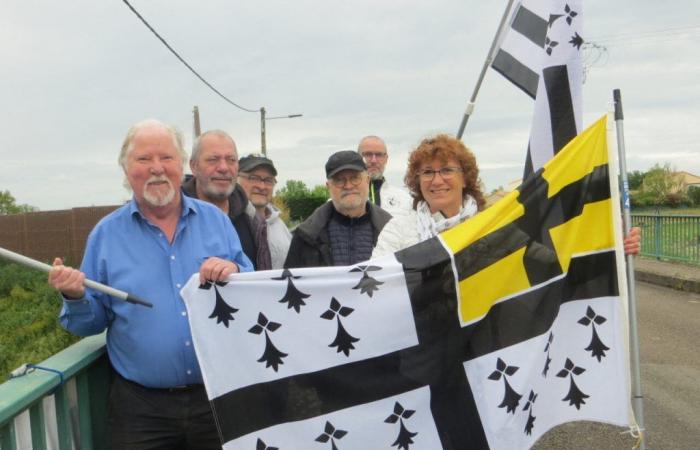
[122,0,259,113]
[589,25,700,46]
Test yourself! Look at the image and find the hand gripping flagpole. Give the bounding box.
[613,89,646,449]
[0,246,153,308]
[456,0,515,139]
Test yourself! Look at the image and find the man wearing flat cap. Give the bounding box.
[284,150,392,268]
[238,154,291,270]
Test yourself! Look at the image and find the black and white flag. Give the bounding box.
[492,0,583,176]
[182,118,632,449]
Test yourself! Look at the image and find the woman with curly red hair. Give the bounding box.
[372,134,485,256]
[372,133,641,257]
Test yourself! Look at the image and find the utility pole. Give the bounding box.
[193,106,201,138]
[260,107,267,156]
[260,107,302,156]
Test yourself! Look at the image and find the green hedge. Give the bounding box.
[282,195,328,222]
[276,180,329,223]
[0,263,79,380]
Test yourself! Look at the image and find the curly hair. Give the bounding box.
[404,134,485,210]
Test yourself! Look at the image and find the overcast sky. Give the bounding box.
[2,1,699,211]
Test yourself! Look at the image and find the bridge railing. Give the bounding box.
[631,214,700,265]
[0,334,109,450]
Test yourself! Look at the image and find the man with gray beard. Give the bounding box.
[284,150,391,268]
[48,119,252,449]
[182,130,258,268]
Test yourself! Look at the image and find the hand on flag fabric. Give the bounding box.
[182,118,634,450]
[199,256,239,285]
[623,227,641,256]
[48,257,86,299]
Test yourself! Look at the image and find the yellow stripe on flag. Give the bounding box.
[444,115,612,326]
[549,199,614,273]
[441,191,524,255]
[543,116,608,198]
[457,246,530,324]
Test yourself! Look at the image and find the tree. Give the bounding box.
[276,180,329,222]
[276,180,309,198]
[627,170,645,191]
[640,163,685,206]
[0,190,37,215]
[687,185,700,206]
[310,184,330,198]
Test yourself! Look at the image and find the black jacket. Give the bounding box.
[284,201,391,269]
[182,177,258,269]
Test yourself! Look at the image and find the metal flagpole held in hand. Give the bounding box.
[456,0,515,139]
[613,89,646,449]
[0,246,153,308]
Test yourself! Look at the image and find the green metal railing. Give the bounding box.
[631,214,700,265]
[0,334,109,450]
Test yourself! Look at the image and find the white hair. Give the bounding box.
[118,119,186,191]
[118,119,187,170]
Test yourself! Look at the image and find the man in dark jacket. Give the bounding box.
[284,151,391,268]
[182,130,258,268]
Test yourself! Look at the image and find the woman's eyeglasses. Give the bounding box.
[417,166,462,181]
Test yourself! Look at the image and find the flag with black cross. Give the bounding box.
[182,116,632,449]
[492,0,583,177]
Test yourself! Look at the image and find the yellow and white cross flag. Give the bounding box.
[182,116,632,449]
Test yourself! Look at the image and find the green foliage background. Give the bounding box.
[0,189,37,214]
[276,180,329,223]
[629,165,699,209]
[0,262,79,380]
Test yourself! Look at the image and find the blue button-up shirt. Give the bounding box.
[59,195,253,388]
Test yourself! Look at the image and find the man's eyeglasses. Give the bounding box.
[361,152,387,160]
[240,174,276,186]
[417,166,463,181]
[330,173,365,187]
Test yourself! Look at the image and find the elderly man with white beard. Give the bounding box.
[182,129,259,268]
[284,150,392,268]
[48,119,252,449]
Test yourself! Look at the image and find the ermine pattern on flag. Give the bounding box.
[182,117,631,450]
[492,0,583,175]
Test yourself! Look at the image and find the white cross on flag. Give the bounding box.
[492,0,583,176]
[182,117,633,449]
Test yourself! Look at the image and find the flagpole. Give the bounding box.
[613,89,646,450]
[0,246,153,308]
[456,0,515,139]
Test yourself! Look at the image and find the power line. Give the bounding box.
[589,25,700,46]
[122,0,259,113]
[591,25,700,42]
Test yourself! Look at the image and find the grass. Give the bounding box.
[632,207,700,216]
[0,262,80,380]
[632,214,700,265]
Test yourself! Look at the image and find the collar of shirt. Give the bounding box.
[59,197,251,388]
